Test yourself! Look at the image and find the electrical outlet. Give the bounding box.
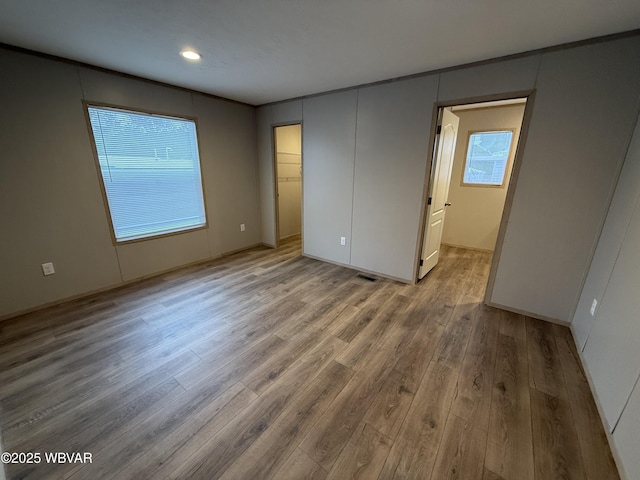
[240,223,246,232]
[42,262,55,276]
[590,299,598,316]
[340,236,346,246]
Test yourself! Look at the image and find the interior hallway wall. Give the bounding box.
[442,103,526,251]
[257,34,640,324]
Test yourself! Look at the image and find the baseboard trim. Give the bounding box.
[279,233,302,241]
[301,252,412,285]
[485,301,571,327]
[0,242,264,323]
[441,242,494,253]
[569,324,629,480]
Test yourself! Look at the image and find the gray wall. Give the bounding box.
[572,113,640,480]
[351,77,438,280]
[303,91,357,265]
[572,115,640,350]
[257,34,640,323]
[0,48,260,318]
[491,38,640,321]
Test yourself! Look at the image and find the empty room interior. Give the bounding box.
[1,2,640,479]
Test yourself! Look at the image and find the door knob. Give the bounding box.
[445,202,452,206]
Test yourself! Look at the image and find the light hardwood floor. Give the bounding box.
[0,237,619,479]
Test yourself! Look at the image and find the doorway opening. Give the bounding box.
[418,96,530,300]
[273,124,303,251]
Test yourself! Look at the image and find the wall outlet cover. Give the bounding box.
[42,262,55,276]
[590,298,598,316]
[240,224,246,232]
[340,236,346,246]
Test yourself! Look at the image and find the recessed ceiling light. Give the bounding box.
[180,50,201,61]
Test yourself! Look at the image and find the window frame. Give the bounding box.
[83,101,209,245]
[460,128,516,188]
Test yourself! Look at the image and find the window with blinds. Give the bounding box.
[86,105,207,242]
[462,130,513,186]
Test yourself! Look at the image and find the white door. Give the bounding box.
[419,109,459,279]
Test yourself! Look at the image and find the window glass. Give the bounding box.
[87,106,206,242]
[463,130,513,186]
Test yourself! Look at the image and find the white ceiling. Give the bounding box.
[1,1,639,105]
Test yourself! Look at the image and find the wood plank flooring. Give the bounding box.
[0,237,619,480]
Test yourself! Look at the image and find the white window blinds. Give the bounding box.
[87,106,207,242]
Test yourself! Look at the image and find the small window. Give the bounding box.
[87,105,207,242]
[462,130,514,186]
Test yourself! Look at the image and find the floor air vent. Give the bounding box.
[357,273,377,282]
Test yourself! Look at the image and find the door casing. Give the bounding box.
[414,90,536,307]
[271,122,304,249]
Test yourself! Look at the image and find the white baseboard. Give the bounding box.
[484,301,571,326]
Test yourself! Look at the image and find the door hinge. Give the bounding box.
[420,259,424,266]
[436,125,442,135]
[427,197,432,205]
